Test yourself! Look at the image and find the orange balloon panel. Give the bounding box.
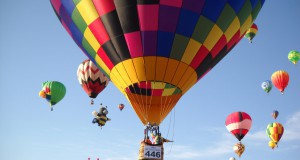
[126,92,182,125]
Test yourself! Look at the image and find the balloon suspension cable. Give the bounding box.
[90,99,94,105]
[166,106,176,155]
[166,109,173,138]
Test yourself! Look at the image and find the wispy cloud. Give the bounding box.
[168,140,233,159]
[283,111,300,141]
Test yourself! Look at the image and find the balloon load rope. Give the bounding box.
[90,99,94,105]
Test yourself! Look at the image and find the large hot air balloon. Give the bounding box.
[266,122,284,148]
[272,110,279,120]
[271,70,289,94]
[39,81,66,111]
[261,80,272,94]
[229,157,236,160]
[77,59,110,105]
[225,112,252,141]
[51,0,265,126]
[288,50,300,65]
[50,0,265,158]
[244,23,258,43]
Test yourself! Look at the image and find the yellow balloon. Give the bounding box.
[268,140,276,149]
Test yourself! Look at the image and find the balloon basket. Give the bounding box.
[138,142,164,160]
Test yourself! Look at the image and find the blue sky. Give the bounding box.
[1,1,300,160]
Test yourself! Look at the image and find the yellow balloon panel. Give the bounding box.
[181,39,202,64]
[225,17,240,41]
[132,58,147,82]
[240,16,253,35]
[203,24,223,51]
[110,57,198,94]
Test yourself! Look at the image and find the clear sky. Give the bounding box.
[1,1,300,160]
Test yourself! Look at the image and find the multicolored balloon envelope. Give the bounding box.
[77,59,109,104]
[39,81,66,110]
[271,70,289,94]
[225,112,252,141]
[266,122,284,145]
[50,0,265,125]
[261,80,272,94]
[244,23,258,43]
[288,50,300,65]
[272,110,279,120]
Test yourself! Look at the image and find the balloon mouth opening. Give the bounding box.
[124,81,182,96]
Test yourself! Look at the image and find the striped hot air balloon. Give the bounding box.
[271,70,289,94]
[266,122,284,147]
[77,59,109,105]
[39,81,66,111]
[225,112,252,141]
[244,23,258,43]
[51,0,265,126]
[288,50,300,65]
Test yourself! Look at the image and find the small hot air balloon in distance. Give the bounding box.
[272,110,279,120]
[288,50,300,65]
[118,103,125,111]
[266,122,284,149]
[261,80,272,94]
[229,157,236,160]
[244,23,258,43]
[39,81,66,111]
[233,142,245,157]
[77,59,110,105]
[271,70,289,94]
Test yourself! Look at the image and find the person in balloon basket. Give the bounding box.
[92,104,111,129]
[151,130,174,145]
[151,131,163,145]
[141,135,152,145]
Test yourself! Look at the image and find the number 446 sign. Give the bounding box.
[143,145,162,159]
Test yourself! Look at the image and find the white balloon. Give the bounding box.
[229,157,236,160]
